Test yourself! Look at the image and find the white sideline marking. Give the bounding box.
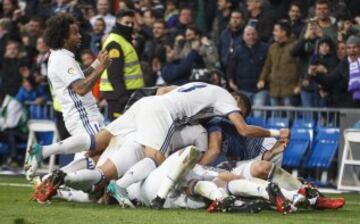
[0,182,32,188]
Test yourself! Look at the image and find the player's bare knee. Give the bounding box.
[144,147,165,165]
[99,159,118,180]
[250,160,272,179]
[95,130,113,152]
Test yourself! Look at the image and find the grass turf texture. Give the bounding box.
[0,176,359,224]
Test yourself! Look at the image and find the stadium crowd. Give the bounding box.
[0,0,360,167]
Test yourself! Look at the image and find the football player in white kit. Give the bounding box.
[25,14,111,180]
[104,82,290,208]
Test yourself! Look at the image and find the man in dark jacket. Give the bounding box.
[218,10,244,71]
[227,25,269,109]
[160,41,201,85]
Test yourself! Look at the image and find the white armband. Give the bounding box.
[90,59,101,69]
[269,129,280,137]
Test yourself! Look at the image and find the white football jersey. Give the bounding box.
[47,49,103,135]
[158,82,241,125]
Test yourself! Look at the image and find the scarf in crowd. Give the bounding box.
[348,57,360,101]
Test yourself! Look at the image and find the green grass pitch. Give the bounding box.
[0,175,359,224]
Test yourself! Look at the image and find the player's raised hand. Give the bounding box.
[97,50,112,70]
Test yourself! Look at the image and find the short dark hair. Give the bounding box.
[154,19,166,27]
[116,9,135,19]
[231,9,244,18]
[232,91,252,118]
[275,19,292,37]
[186,24,201,36]
[316,0,330,7]
[289,1,303,12]
[43,13,77,50]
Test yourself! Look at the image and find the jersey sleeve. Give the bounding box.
[213,89,241,116]
[55,55,84,88]
[205,117,225,133]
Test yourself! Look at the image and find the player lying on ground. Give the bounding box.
[106,145,344,214]
[32,124,209,205]
[27,83,290,207]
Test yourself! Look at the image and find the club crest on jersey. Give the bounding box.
[109,49,120,58]
[67,67,76,75]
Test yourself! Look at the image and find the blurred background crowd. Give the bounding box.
[0,0,360,167]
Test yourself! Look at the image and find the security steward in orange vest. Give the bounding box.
[100,9,144,121]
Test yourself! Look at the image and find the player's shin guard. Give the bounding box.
[155,146,201,200]
[116,157,157,189]
[42,134,94,159]
[64,168,105,192]
[226,179,269,200]
[268,164,302,191]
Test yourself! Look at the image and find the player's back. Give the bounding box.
[158,82,239,123]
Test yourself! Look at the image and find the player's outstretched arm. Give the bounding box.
[72,51,112,96]
[198,131,222,166]
[228,112,290,138]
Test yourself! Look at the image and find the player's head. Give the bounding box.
[231,91,252,118]
[43,13,81,51]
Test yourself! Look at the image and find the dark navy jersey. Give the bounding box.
[206,117,266,161]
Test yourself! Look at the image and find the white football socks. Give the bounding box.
[116,157,157,189]
[156,146,200,199]
[194,181,226,201]
[42,134,94,158]
[64,168,104,192]
[61,157,96,173]
[268,165,302,191]
[227,179,269,200]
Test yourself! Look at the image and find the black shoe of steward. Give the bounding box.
[151,196,166,209]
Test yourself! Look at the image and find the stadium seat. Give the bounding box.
[246,116,266,127]
[282,128,311,168]
[293,119,316,129]
[24,120,60,173]
[304,128,340,169]
[0,142,9,156]
[266,117,289,129]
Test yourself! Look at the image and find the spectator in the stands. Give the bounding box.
[0,41,25,96]
[51,0,71,15]
[311,35,360,107]
[15,75,49,105]
[287,1,304,38]
[307,36,338,107]
[142,20,168,63]
[306,0,337,42]
[164,0,178,28]
[291,19,324,107]
[169,7,193,40]
[20,16,44,48]
[32,36,50,89]
[258,20,300,106]
[227,25,269,109]
[211,0,233,45]
[90,0,116,33]
[337,15,359,43]
[218,9,244,71]
[174,25,201,60]
[0,18,12,62]
[337,41,347,61]
[89,17,106,54]
[160,41,202,85]
[246,0,276,43]
[0,89,27,167]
